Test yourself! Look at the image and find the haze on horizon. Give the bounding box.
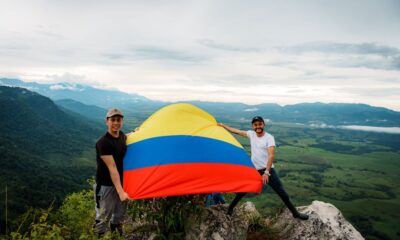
[1,1,400,110]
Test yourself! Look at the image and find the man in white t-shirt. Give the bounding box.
[218,116,308,220]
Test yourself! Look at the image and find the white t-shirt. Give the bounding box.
[246,130,276,170]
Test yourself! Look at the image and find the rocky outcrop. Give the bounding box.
[273,200,364,240]
[126,200,364,240]
[185,202,260,240]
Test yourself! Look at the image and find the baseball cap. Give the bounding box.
[106,108,124,119]
[251,116,264,124]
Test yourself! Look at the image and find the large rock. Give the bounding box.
[126,200,364,240]
[273,200,364,240]
[185,202,259,240]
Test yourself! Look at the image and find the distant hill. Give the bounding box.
[1,78,399,127]
[0,86,102,229]
[55,99,107,121]
[184,101,400,127]
[0,78,157,108]
[279,102,400,126]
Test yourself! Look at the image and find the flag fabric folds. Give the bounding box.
[123,103,262,199]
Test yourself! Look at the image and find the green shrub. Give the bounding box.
[56,189,95,239]
[11,208,65,240]
[129,195,203,239]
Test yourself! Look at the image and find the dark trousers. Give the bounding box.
[228,168,299,215]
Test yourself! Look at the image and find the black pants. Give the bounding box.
[228,168,298,215]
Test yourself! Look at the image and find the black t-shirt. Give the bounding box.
[95,131,127,186]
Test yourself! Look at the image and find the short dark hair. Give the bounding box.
[251,116,264,124]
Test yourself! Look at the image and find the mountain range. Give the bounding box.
[1,77,400,127]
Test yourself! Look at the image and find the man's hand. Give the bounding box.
[217,123,226,128]
[262,174,269,185]
[127,127,140,136]
[118,191,131,202]
[217,122,248,137]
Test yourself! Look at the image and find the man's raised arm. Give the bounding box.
[218,123,248,137]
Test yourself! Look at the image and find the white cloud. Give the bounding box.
[244,108,259,112]
[49,84,82,91]
[1,1,400,110]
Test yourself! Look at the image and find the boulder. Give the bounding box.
[273,200,364,240]
[185,202,260,240]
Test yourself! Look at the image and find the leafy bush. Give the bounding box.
[9,179,97,240]
[10,208,65,240]
[8,180,204,240]
[128,195,203,239]
[56,188,95,239]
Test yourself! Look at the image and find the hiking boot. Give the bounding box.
[110,223,123,235]
[293,212,309,220]
[227,207,233,216]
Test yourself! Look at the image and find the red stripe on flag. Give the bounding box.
[123,163,262,200]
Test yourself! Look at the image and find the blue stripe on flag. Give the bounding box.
[124,135,254,170]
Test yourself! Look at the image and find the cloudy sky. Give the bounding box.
[1,0,400,110]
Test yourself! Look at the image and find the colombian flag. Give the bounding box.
[123,103,262,199]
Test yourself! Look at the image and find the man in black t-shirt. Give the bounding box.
[93,108,130,235]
